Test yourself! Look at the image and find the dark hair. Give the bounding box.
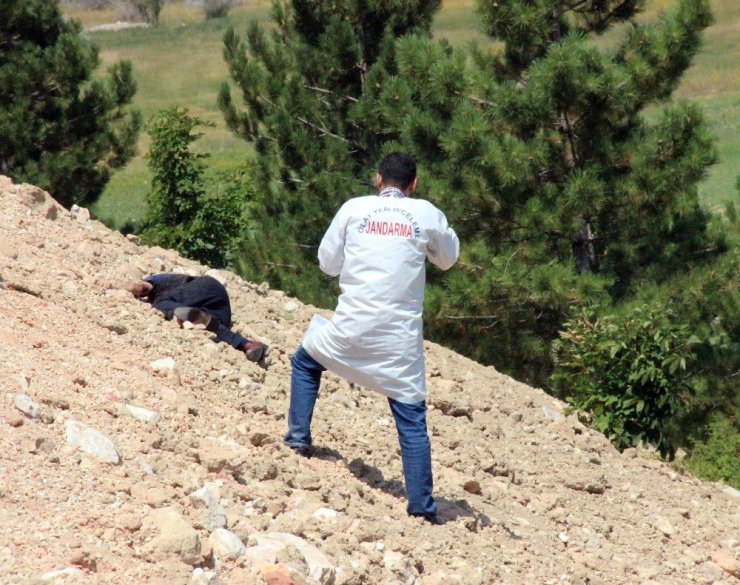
[379,152,417,190]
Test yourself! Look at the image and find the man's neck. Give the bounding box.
[379,186,405,198]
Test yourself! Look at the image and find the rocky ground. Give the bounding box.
[0,176,738,585]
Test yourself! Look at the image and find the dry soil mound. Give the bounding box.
[0,177,738,585]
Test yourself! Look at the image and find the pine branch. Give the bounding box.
[304,85,359,103]
[295,115,367,152]
[252,93,366,151]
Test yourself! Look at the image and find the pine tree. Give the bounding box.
[382,0,719,380]
[0,0,141,208]
[219,0,440,304]
[221,0,720,386]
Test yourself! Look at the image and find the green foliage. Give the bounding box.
[635,214,739,451]
[553,305,698,458]
[219,0,441,304]
[0,0,141,208]
[683,417,740,488]
[553,213,738,471]
[142,107,253,267]
[398,0,719,382]
[221,0,721,377]
[220,0,736,479]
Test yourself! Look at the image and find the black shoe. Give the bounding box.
[243,341,268,365]
[411,513,444,526]
[286,444,313,458]
[173,306,217,331]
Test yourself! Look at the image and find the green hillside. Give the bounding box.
[63,0,738,227]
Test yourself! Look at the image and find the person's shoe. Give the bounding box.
[411,513,444,526]
[173,306,215,331]
[243,340,268,365]
[286,443,313,458]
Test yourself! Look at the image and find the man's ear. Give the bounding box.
[375,173,383,190]
[404,177,418,196]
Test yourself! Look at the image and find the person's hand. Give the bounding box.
[126,281,153,298]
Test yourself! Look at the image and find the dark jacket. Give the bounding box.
[144,274,249,350]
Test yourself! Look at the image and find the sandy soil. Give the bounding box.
[0,176,738,585]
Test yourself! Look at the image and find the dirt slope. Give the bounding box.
[0,176,738,585]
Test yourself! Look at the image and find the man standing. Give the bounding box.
[284,152,459,522]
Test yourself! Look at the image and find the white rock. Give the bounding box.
[70,204,90,223]
[151,357,177,374]
[65,420,120,464]
[15,375,30,391]
[652,515,675,537]
[312,507,338,521]
[209,528,246,561]
[192,568,220,584]
[123,404,160,423]
[14,393,41,418]
[190,483,227,531]
[283,300,300,312]
[246,532,336,584]
[39,567,83,581]
[542,406,562,421]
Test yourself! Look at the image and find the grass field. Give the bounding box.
[64,0,738,227]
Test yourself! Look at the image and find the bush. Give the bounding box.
[202,0,232,19]
[683,418,740,488]
[142,107,255,268]
[553,305,698,459]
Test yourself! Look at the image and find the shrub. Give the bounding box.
[683,418,740,488]
[553,305,698,459]
[202,0,232,19]
[142,107,255,268]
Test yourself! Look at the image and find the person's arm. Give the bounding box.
[426,209,460,271]
[317,203,350,277]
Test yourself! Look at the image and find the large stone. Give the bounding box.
[209,528,246,561]
[14,394,41,419]
[123,404,160,424]
[147,507,201,565]
[152,357,178,376]
[65,420,120,464]
[651,515,675,537]
[190,483,227,531]
[245,532,335,585]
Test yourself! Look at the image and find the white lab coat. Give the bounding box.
[302,192,459,403]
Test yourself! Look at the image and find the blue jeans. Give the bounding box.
[285,346,437,519]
